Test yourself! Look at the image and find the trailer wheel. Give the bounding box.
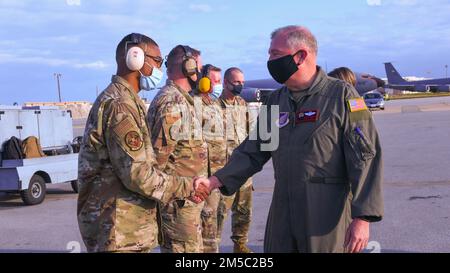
[71,180,79,193]
[20,174,46,205]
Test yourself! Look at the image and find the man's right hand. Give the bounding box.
[188,177,211,204]
[189,176,224,204]
[194,176,223,192]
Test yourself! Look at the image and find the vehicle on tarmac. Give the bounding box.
[0,105,80,205]
[364,92,385,110]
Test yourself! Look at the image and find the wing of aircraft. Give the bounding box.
[355,73,385,95]
[242,72,384,102]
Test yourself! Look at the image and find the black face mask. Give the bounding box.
[267,51,302,84]
[188,70,201,90]
[230,83,243,95]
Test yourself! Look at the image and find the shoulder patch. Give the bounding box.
[349,109,371,123]
[125,131,143,151]
[113,116,135,140]
[347,98,368,112]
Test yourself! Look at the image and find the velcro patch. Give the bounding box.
[347,98,368,112]
[296,109,320,124]
[349,110,371,123]
[276,112,290,128]
[125,131,143,151]
[113,117,135,139]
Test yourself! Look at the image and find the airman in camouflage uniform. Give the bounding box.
[147,45,208,253]
[77,34,201,253]
[216,67,254,253]
[193,64,227,253]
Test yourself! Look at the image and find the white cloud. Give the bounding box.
[367,0,382,6]
[189,4,212,13]
[1,35,81,45]
[66,0,81,6]
[0,52,109,70]
[74,61,108,69]
[367,0,419,6]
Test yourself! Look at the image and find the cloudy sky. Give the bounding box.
[0,0,449,104]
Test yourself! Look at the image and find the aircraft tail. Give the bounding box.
[384,62,407,84]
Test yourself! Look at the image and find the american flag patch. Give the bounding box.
[347,98,368,112]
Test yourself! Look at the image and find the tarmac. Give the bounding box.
[1,95,450,253]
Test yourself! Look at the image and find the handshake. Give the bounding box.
[188,176,223,204]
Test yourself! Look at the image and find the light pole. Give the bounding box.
[54,73,62,102]
[445,65,448,79]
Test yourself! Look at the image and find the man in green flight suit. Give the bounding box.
[201,25,384,253]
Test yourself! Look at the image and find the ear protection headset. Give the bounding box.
[199,64,213,93]
[125,33,147,71]
[180,45,199,78]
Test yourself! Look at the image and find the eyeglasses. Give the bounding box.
[145,54,164,68]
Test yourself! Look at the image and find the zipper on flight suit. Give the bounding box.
[290,96,298,128]
[288,94,311,251]
[304,116,331,144]
[299,95,312,252]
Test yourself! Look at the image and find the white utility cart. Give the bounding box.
[0,105,80,205]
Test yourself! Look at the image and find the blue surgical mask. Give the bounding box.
[210,84,223,100]
[140,64,163,91]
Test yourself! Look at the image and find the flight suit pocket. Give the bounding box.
[306,177,350,238]
[347,128,376,162]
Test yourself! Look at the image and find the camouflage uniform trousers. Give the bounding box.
[217,179,253,245]
[201,189,221,253]
[160,199,205,253]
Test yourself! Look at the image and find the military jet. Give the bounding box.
[240,71,385,103]
[384,62,450,92]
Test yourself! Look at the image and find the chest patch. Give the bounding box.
[276,112,290,128]
[295,109,320,124]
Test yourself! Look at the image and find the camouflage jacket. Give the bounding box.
[193,93,227,175]
[77,75,194,253]
[218,95,250,161]
[147,80,208,178]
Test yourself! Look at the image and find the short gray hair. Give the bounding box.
[271,25,318,55]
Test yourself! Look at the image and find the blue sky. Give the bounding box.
[1,0,449,104]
